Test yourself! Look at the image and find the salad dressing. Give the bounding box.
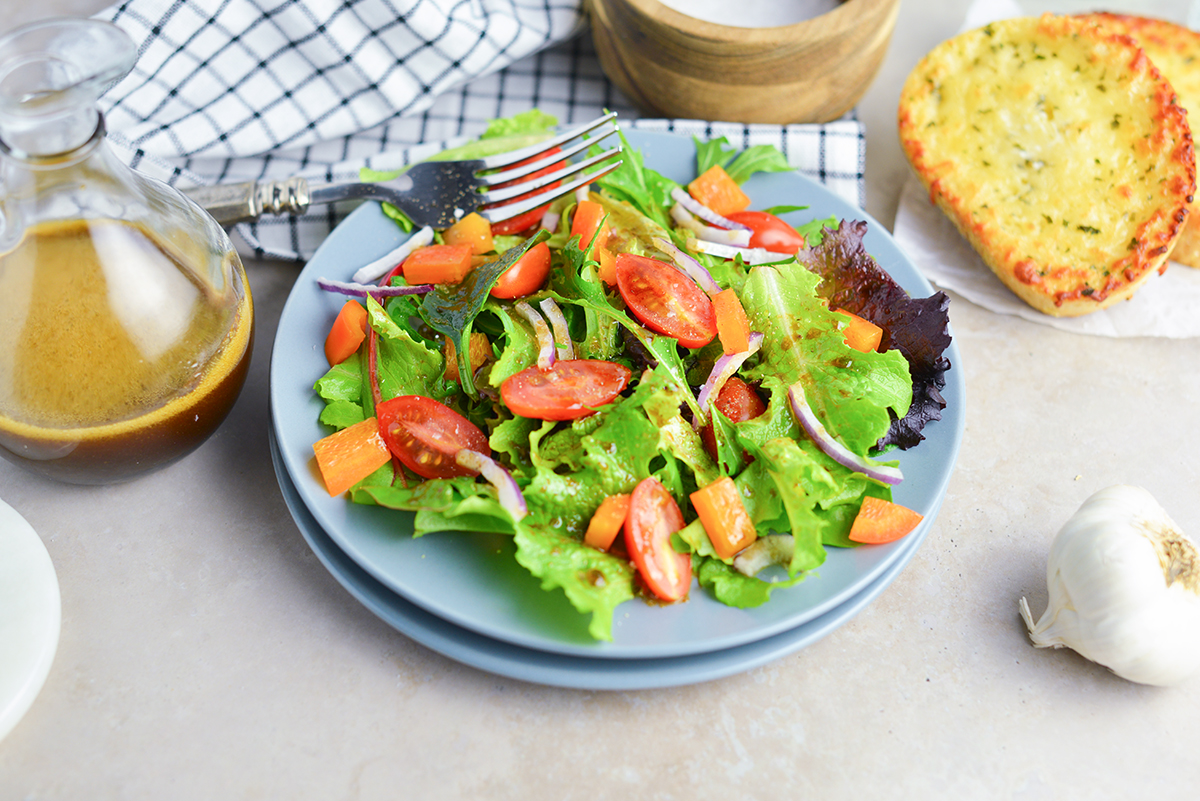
[0,219,253,483]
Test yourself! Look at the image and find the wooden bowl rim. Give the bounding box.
[608,0,900,44]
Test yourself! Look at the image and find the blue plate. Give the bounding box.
[271,428,925,690]
[269,129,965,660]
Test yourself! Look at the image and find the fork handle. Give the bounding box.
[184,177,312,226]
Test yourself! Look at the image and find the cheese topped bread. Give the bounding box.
[1080,13,1200,269]
[898,14,1195,317]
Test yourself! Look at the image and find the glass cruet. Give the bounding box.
[0,18,254,485]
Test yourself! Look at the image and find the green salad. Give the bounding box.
[311,111,952,640]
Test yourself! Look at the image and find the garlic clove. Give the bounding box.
[1019,485,1200,686]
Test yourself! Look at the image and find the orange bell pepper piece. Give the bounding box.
[402,244,474,284]
[584,493,631,551]
[848,496,924,544]
[324,299,369,365]
[443,212,495,255]
[571,199,610,255]
[712,288,751,355]
[690,476,757,560]
[595,247,617,286]
[836,309,883,353]
[687,164,751,217]
[312,417,392,496]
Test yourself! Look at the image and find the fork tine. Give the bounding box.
[479,147,622,206]
[477,127,617,187]
[480,157,624,225]
[477,111,620,171]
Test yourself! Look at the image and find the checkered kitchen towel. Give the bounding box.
[94,0,866,261]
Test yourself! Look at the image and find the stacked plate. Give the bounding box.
[268,131,965,690]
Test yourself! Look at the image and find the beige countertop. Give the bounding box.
[3,1,1200,798]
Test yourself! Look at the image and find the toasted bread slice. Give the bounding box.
[1081,13,1200,268]
[898,14,1195,316]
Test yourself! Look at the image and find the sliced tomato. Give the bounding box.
[500,359,631,421]
[700,376,767,460]
[488,146,565,236]
[624,477,691,602]
[376,395,489,479]
[490,241,552,299]
[725,210,805,254]
[615,253,717,349]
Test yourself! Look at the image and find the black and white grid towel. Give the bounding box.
[94,0,866,261]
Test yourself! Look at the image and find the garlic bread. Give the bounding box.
[1081,13,1200,268]
[898,14,1195,316]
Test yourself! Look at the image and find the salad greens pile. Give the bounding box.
[313,111,952,640]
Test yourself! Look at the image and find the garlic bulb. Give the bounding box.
[1018,485,1200,686]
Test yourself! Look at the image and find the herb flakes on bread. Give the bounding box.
[898,14,1195,317]
[1080,12,1200,269]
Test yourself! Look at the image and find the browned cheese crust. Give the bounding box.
[1081,13,1200,268]
[898,14,1195,316]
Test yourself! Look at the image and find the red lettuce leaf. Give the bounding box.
[796,220,952,451]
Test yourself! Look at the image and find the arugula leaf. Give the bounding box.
[420,230,549,396]
[723,145,793,184]
[593,128,680,230]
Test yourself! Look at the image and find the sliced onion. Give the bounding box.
[456,449,528,521]
[652,235,722,297]
[688,238,787,265]
[539,209,560,233]
[515,301,556,370]
[575,186,591,203]
[733,534,795,577]
[669,203,752,247]
[695,332,764,425]
[351,226,435,283]
[538,298,575,361]
[670,187,750,231]
[317,277,434,298]
[787,383,903,485]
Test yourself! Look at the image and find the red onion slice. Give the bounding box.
[515,301,556,370]
[688,238,786,266]
[538,298,575,361]
[317,277,434,298]
[352,226,435,283]
[695,331,763,424]
[652,236,722,297]
[670,187,750,231]
[539,209,560,233]
[455,449,528,521]
[787,383,903,485]
[670,203,752,247]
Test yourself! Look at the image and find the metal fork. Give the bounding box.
[185,112,623,229]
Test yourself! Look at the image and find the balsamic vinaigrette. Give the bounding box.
[0,219,252,483]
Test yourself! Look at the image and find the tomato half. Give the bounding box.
[490,241,552,299]
[725,210,805,254]
[500,359,631,421]
[615,253,717,349]
[376,395,490,479]
[624,477,692,602]
[700,376,767,460]
[488,147,565,236]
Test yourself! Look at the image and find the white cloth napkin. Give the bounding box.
[893,0,1200,337]
[92,0,866,262]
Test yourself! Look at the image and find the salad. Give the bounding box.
[309,111,952,641]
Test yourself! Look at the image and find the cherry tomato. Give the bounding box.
[615,253,717,349]
[700,376,767,460]
[490,241,552,299]
[725,210,805,254]
[376,395,489,479]
[624,477,691,602]
[488,147,565,235]
[500,359,631,421]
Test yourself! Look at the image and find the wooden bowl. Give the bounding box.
[586,0,900,123]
